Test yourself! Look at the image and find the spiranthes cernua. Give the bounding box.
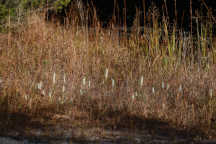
[209,89,213,98]
[112,78,115,88]
[82,77,86,86]
[37,81,43,90]
[53,72,56,85]
[162,81,165,89]
[105,68,109,80]
[63,73,66,84]
[140,76,144,87]
[152,87,155,94]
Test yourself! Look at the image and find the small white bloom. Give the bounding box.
[37,81,43,90]
[49,91,52,98]
[82,77,86,86]
[112,78,115,88]
[179,85,182,92]
[132,94,135,100]
[209,89,213,98]
[42,90,45,96]
[63,73,66,84]
[24,95,28,100]
[105,68,109,80]
[162,81,165,89]
[166,83,170,90]
[53,72,56,85]
[80,89,83,95]
[140,76,144,87]
[152,87,155,94]
[135,91,138,97]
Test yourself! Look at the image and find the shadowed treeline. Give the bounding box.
[47,0,216,32]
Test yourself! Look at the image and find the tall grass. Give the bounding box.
[0,4,216,137]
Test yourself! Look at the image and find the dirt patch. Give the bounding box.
[0,110,210,144]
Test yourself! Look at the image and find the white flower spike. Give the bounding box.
[152,87,155,94]
[112,78,115,88]
[140,76,144,87]
[53,72,56,85]
[37,81,43,90]
[82,77,86,86]
[105,68,109,80]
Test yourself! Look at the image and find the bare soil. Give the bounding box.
[0,111,214,144]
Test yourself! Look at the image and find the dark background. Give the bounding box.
[51,0,216,31]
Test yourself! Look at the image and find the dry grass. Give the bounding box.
[0,8,216,139]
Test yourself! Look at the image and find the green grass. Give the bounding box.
[0,7,216,139]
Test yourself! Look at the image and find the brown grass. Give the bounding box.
[0,9,216,139]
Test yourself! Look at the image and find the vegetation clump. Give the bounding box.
[0,0,216,140]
